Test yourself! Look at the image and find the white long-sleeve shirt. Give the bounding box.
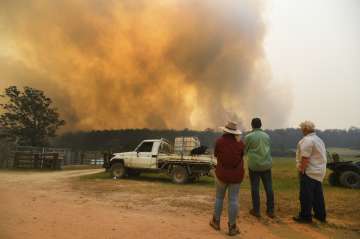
[296,133,327,182]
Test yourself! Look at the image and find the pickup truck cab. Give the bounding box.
[107,139,215,184]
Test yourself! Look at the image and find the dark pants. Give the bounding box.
[249,169,274,213]
[299,173,326,220]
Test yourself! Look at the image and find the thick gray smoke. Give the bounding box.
[0,0,291,131]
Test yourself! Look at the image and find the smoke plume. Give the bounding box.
[0,0,291,131]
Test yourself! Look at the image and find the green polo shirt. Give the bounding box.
[244,129,272,171]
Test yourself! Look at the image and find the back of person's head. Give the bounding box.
[251,118,262,129]
[299,120,315,134]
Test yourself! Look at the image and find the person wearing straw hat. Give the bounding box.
[209,121,244,236]
[293,121,327,223]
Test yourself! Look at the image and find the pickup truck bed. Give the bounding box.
[158,154,215,163]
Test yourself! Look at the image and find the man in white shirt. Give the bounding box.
[293,121,327,223]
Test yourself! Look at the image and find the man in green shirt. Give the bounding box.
[245,118,275,218]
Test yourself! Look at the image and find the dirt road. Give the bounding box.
[0,169,358,239]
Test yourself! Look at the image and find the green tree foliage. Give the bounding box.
[0,86,65,146]
[53,128,360,153]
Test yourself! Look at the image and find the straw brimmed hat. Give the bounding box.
[219,121,242,135]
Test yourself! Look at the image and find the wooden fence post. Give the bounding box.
[13,153,18,168]
[34,153,39,169]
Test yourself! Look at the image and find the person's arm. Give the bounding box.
[267,134,272,157]
[244,135,249,155]
[299,139,313,173]
[214,139,220,158]
[238,140,244,158]
[299,157,310,173]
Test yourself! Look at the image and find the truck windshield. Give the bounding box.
[136,142,153,152]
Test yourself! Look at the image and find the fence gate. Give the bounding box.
[12,146,70,169]
[13,152,62,169]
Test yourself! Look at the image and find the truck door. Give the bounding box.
[133,141,155,169]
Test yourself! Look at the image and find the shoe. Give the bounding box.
[228,223,240,236]
[209,216,220,231]
[266,211,275,219]
[249,209,261,218]
[292,216,312,224]
[314,215,327,223]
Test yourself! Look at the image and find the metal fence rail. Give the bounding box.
[0,145,108,169]
[13,152,63,169]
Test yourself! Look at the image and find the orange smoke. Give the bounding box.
[0,0,291,131]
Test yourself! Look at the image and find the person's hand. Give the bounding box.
[300,157,310,173]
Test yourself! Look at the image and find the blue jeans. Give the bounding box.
[249,169,274,213]
[213,178,241,225]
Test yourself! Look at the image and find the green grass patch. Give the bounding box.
[327,147,360,162]
[327,147,360,157]
[78,157,359,192]
[79,157,300,191]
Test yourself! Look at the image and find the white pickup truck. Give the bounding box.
[106,138,216,184]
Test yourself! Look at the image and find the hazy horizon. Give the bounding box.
[265,0,360,130]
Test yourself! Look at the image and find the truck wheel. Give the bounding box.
[339,171,360,189]
[328,172,339,186]
[111,162,127,179]
[172,166,189,184]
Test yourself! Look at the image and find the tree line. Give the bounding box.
[1,86,359,155]
[53,127,360,154]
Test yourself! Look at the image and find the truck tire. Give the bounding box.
[111,162,127,179]
[172,166,189,184]
[328,172,339,186]
[339,171,360,189]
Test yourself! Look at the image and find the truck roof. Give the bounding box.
[142,138,170,144]
[142,139,162,142]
